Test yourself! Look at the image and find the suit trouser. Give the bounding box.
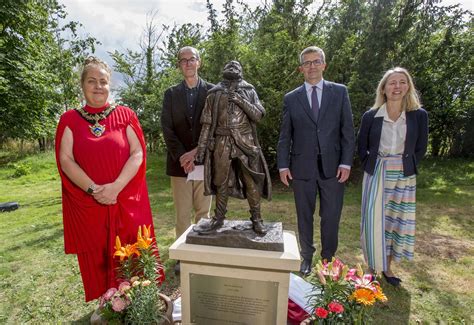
[171,176,212,238]
[292,164,345,261]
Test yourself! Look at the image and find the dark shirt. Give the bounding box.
[184,79,200,120]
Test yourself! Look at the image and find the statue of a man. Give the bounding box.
[195,60,271,234]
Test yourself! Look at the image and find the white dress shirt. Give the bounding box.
[375,104,406,155]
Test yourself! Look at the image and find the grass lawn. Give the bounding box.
[0,151,472,324]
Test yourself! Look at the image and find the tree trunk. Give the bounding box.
[38,137,46,152]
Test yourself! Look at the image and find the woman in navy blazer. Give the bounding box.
[358,67,428,286]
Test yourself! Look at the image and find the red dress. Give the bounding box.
[55,103,164,301]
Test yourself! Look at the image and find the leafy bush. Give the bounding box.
[9,162,31,178]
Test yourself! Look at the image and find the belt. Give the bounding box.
[215,126,252,135]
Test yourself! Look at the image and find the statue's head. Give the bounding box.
[223,60,243,81]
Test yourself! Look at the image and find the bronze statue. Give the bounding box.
[195,60,271,234]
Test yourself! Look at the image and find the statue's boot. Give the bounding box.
[250,209,267,235]
[197,216,225,235]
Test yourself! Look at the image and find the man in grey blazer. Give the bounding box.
[277,46,355,275]
[161,46,214,274]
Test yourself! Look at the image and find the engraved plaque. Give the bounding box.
[190,273,278,325]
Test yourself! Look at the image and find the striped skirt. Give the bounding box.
[361,154,416,272]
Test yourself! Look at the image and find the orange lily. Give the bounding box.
[137,225,153,250]
[114,235,139,261]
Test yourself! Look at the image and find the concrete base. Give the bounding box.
[169,226,301,325]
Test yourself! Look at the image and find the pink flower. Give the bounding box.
[111,296,128,312]
[317,270,327,285]
[118,281,131,293]
[345,268,358,281]
[328,301,344,314]
[103,287,117,301]
[354,274,377,290]
[315,307,329,319]
[98,296,106,308]
[320,258,345,281]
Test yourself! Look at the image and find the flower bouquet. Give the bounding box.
[305,258,387,324]
[95,225,169,324]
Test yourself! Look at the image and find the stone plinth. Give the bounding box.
[169,226,301,325]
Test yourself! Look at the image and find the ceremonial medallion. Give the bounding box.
[75,103,117,137]
[90,123,106,137]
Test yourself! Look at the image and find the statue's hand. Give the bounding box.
[228,91,245,106]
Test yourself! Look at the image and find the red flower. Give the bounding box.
[328,301,344,314]
[315,307,329,319]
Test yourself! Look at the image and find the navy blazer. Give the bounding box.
[357,107,428,176]
[277,81,355,179]
[161,79,214,177]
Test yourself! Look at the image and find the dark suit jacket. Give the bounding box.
[357,107,428,176]
[277,81,355,179]
[161,79,214,177]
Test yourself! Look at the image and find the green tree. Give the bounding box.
[111,11,170,152]
[0,0,97,149]
[110,0,472,163]
[160,23,205,69]
[241,0,329,168]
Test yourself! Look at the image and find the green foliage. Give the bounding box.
[0,0,98,148]
[1,0,472,158]
[107,1,471,162]
[8,162,31,178]
[110,12,185,152]
[160,23,205,68]
[124,283,162,325]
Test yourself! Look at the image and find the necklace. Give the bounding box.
[75,103,117,137]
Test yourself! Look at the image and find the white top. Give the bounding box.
[375,104,407,155]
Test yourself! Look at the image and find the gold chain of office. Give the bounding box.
[75,103,117,137]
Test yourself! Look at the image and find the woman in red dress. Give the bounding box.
[55,57,164,301]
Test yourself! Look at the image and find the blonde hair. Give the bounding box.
[372,67,421,111]
[80,56,112,85]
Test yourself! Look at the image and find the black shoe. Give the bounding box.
[251,219,267,234]
[382,272,401,286]
[174,261,180,275]
[300,259,312,276]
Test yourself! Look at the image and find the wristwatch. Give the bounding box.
[86,183,96,194]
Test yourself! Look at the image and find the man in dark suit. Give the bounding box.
[161,46,214,274]
[277,46,355,275]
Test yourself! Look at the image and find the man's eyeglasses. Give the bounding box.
[179,57,198,66]
[301,59,324,68]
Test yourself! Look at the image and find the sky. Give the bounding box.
[60,0,265,87]
[59,0,473,87]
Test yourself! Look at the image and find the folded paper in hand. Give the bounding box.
[187,165,204,181]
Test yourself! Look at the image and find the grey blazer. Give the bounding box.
[277,81,355,179]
